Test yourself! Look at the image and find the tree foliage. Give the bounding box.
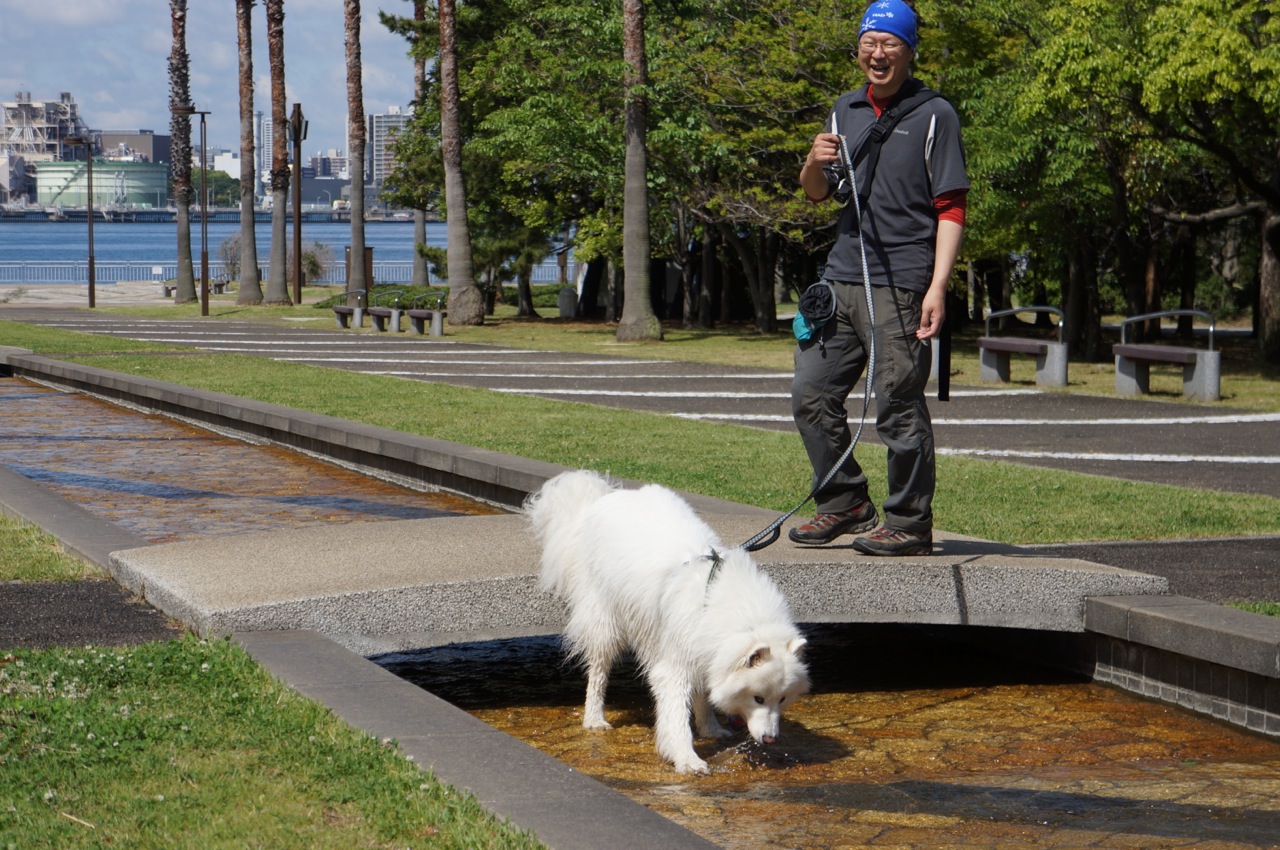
[381,0,1280,360]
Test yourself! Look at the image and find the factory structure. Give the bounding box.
[2,91,411,213]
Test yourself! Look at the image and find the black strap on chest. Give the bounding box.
[849,79,941,208]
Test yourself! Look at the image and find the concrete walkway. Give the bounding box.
[4,298,1279,848]
[0,348,1173,849]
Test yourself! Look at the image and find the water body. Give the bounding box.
[385,626,1280,849]
[0,219,432,266]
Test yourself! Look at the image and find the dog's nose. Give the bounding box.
[762,735,777,745]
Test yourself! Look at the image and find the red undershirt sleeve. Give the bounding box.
[934,189,967,226]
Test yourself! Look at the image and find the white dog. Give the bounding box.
[524,470,810,774]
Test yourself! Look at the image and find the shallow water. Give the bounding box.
[0,378,501,542]
[383,625,1280,849]
[6,374,1280,847]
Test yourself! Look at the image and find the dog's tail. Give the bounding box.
[523,469,615,598]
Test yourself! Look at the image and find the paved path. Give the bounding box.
[4,296,1280,849]
[4,303,1279,605]
[6,306,1279,500]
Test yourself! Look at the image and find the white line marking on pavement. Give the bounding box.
[489,388,1040,399]
[493,388,793,399]
[933,413,1280,426]
[937,448,1280,463]
[367,371,794,379]
[306,358,673,366]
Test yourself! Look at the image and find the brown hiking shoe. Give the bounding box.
[788,502,879,545]
[851,526,933,556]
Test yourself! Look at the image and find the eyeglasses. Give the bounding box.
[855,37,906,56]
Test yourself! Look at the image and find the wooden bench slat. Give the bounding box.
[977,337,1049,355]
[1113,343,1201,365]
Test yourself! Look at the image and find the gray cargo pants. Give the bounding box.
[791,281,934,535]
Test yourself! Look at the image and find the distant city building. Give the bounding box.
[367,106,411,188]
[212,151,240,176]
[309,148,348,179]
[35,160,169,209]
[2,91,91,202]
[98,130,171,165]
[260,115,277,187]
[0,92,175,205]
[2,92,88,161]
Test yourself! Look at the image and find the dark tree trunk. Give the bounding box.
[168,0,195,303]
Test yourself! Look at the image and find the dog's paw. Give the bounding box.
[582,718,614,731]
[673,757,710,775]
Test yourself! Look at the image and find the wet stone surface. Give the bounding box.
[8,374,1280,848]
[0,377,501,543]
[382,625,1280,849]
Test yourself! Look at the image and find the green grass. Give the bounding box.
[0,515,96,582]
[0,636,541,849]
[70,293,1280,411]
[2,309,1278,844]
[5,315,1280,545]
[1231,601,1280,618]
[24,345,1278,547]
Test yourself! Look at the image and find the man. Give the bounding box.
[789,0,968,556]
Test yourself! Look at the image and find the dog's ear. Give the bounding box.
[787,636,808,659]
[744,643,772,668]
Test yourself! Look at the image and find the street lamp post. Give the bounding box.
[287,103,308,304]
[64,136,96,308]
[174,104,211,316]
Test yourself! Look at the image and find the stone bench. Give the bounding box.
[977,306,1068,387]
[367,290,407,333]
[407,309,447,336]
[162,281,227,297]
[1114,310,1219,401]
[407,294,448,336]
[332,289,367,329]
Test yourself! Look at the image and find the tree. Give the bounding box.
[616,0,662,341]
[344,0,368,297]
[262,0,292,305]
[411,0,431,290]
[1138,0,1280,361]
[439,0,485,325]
[234,0,263,302]
[168,0,196,304]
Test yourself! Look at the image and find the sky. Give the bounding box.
[0,0,418,157]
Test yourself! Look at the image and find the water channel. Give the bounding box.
[4,375,1280,848]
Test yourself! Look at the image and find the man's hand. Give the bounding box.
[917,287,946,340]
[800,133,843,202]
[806,133,843,167]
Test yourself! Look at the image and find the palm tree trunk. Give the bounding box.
[168,0,195,303]
[263,0,291,304]
[235,0,263,303]
[617,0,661,341]
[412,0,430,290]
[438,0,483,324]
[345,0,368,297]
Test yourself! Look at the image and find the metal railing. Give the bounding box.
[984,306,1065,343]
[1120,309,1215,351]
[0,259,576,287]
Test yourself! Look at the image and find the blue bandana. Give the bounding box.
[859,0,918,51]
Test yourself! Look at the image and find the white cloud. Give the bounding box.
[2,0,413,157]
